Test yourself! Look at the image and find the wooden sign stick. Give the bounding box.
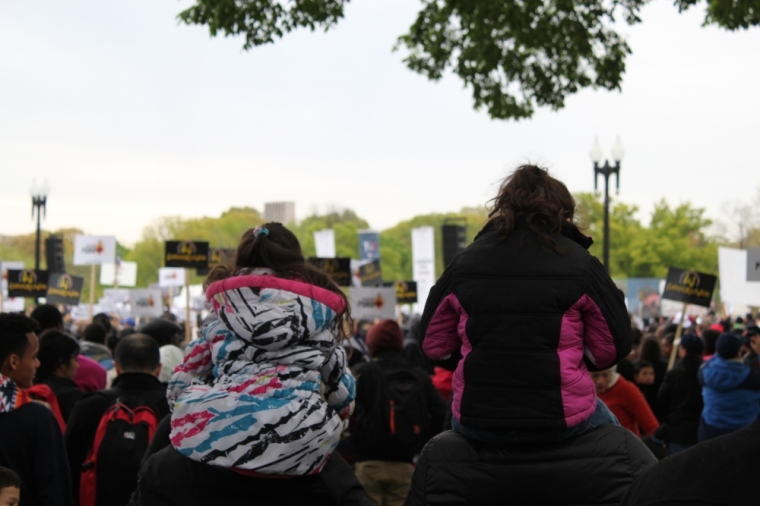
[185,268,191,344]
[89,264,96,321]
[668,302,689,371]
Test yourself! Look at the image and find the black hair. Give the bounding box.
[29,304,63,332]
[0,314,39,365]
[639,337,663,364]
[702,329,720,356]
[36,330,80,379]
[83,323,107,345]
[205,222,351,337]
[114,333,160,373]
[0,466,21,490]
[92,313,112,333]
[139,319,181,348]
[632,328,643,347]
[634,361,654,375]
[489,165,576,253]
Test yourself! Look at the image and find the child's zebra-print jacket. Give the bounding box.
[167,268,356,476]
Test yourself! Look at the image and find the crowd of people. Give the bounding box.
[1,165,758,506]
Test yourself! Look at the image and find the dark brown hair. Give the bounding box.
[489,165,575,252]
[205,223,351,337]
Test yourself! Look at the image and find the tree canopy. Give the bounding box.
[177,0,759,120]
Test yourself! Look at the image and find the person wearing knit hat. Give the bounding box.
[352,320,446,506]
[698,332,760,442]
[657,333,705,454]
[366,319,404,357]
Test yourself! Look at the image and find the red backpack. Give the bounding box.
[80,396,158,506]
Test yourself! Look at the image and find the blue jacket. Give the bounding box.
[699,356,760,430]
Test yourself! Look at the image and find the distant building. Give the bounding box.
[264,202,296,224]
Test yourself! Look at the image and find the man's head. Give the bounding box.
[678,333,704,358]
[0,314,40,388]
[633,361,655,385]
[83,323,107,345]
[717,332,746,360]
[114,333,161,377]
[590,368,616,395]
[0,466,20,506]
[92,313,112,333]
[139,320,181,348]
[366,320,404,357]
[37,330,80,380]
[29,304,63,333]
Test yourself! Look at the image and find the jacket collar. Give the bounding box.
[475,218,594,250]
[0,374,31,414]
[111,372,164,392]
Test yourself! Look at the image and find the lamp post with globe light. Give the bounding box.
[589,138,624,273]
[30,179,50,272]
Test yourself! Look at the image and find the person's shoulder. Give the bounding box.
[9,402,60,429]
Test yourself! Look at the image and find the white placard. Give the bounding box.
[719,247,760,307]
[313,229,336,258]
[100,261,138,287]
[412,226,436,314]
[3,297,25,312]
[102,288,130,304]
[1,261,25,293]
[70,304,102,321]
[130,289,164,318]
[349,287,397,320]
[159,267,186,287]
[73,235,116,265]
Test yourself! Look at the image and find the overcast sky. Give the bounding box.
[1,1,758,245]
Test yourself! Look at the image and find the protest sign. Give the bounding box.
[197,248,235,276]
[358,230,380,261]
[308,258,352,287]
[662,267,717,370]
[46,273,84,305]
[7,270,49,299]
[70,304,99,321]
[165,241,210,269]
[412,226,435,314]
[747,248,760,282]
[349,287,397,319]
[626,278,663,318]
[103,288,130,304]
[130,289,164,318]
[720,247,760,308]
[394,281,418,304]
[313,230,336,258]
[99,261,137,287]
[159,267,186,287]
[359,259,382,287]
[0,261,24,312]
[73,235,116,265]
[662,267,717,308]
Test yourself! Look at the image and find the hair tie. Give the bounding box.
[253,226,269,238]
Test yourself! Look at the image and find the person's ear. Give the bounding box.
[6,354,20,372]
[114,363,122,376]
[154,363,162,378]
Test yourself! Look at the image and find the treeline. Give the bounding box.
[0,194,726,301]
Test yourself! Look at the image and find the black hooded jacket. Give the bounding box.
[405,424,657,506]
[656,353,704,446]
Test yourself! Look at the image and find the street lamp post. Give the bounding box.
[589,138,624,273]
[30,179,50,272]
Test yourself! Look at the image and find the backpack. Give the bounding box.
[361,366,429,451]
[80,393,159,506]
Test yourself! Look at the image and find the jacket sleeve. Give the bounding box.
[656,370,675,424]
[581,256,633,372]
[320,345,356,420]
[166,321,218,404]
[419,262,463,371]
[628,386,660,437]
[35,405,73,506]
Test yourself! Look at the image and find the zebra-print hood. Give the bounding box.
[167,269,356,476]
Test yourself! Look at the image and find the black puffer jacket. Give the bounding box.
[130,445,372,506]
[405,425,657,506]
[420,221,632,430]
[657,353,704,446]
